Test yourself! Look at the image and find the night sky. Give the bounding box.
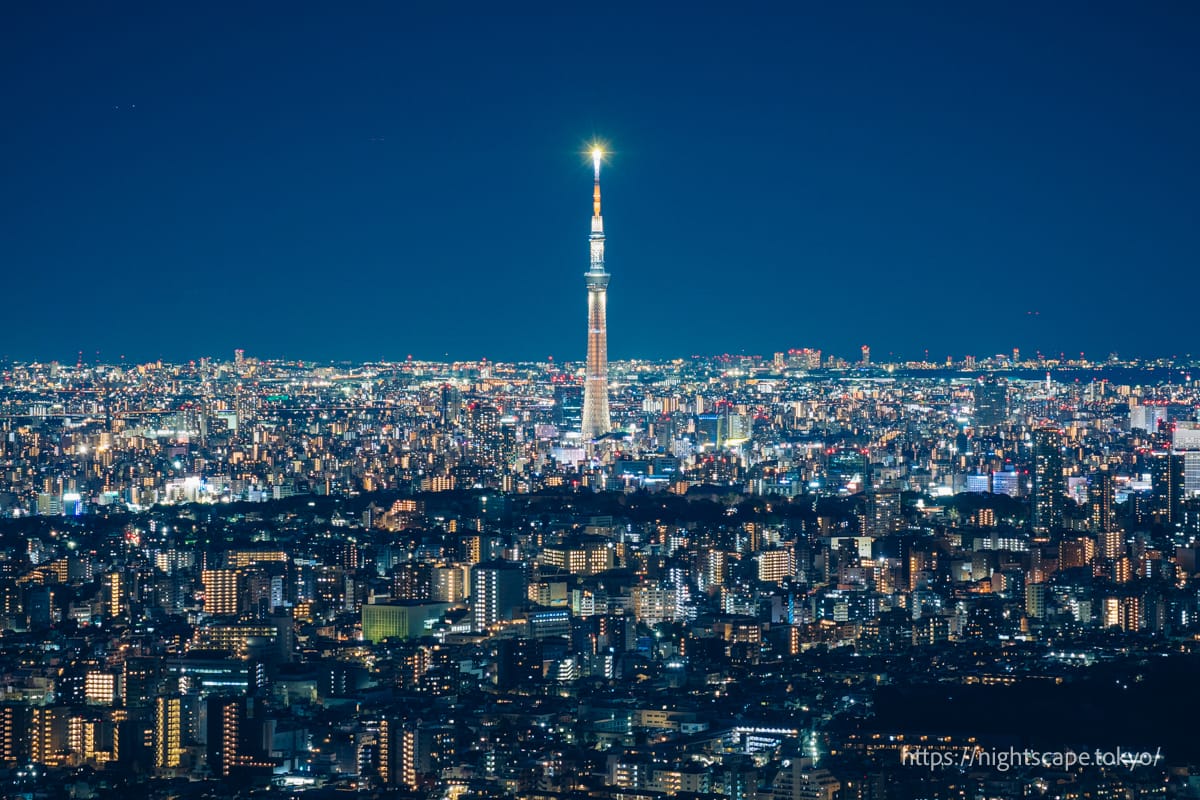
[3,3,1198,364]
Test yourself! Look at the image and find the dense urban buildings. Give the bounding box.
[2,349,1200,798]
[7,0,1198,795]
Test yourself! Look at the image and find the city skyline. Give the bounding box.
[3,339,1200,795]
[4,4,1200,363]
[7,5,1200,797]
[4,346,1198,370]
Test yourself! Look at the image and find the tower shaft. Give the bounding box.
[581,152,611,440]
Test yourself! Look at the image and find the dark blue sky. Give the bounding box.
[3,3,1198,364]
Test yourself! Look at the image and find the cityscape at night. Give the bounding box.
[4,3,1200,800]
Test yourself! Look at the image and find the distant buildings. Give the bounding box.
[2,352,1200,795]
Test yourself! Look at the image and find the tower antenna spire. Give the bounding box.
[592,147,602,217]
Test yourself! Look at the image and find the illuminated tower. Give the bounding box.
[581,147,612,440]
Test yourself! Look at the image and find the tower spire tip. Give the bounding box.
[591,147,603,217]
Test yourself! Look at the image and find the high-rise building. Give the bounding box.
[973,375,1008,428]
[0,704,31,765]
[701,550,728,591]
[154,695,184,770]
[439,385,462,427]
[470,561,526,632]
[867,486,903,536]
[756,547,796,584]
[430,565,466,604]
[226,550,287,570]
[84,670,117,705]
[553,381,584,433]
[1172,421,1200,451]
[1129,401,1167,433]
[467,402,502,467]
[771,757,840,800]
[204,696,271,777]
[393,562,432,601]
[164,652,265,696]
[1025,582,1046,619]
[1150,451,1186,528]
[377,716,393,785]
[202,569,240,616]
[581,147,611,440]
[697,414,725,449]
[102,570,129,618]
[378,718,420,789]
[1031,428,1064,536]
[1089,465,1116,532]
[207,696,243,777]
[30,706,71,767]
[1172,423,1200,496]
[538,540,615,576]
[1096,528,1123,561]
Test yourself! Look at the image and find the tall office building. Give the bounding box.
[581,147,611,440]
[1031,428,1064,536]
